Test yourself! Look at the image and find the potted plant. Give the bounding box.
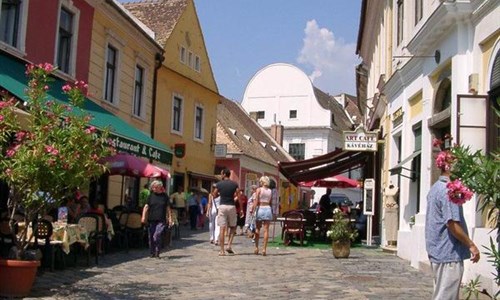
[327,209,358,258]
[0,63,112,297]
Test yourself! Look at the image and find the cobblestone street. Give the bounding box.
[22,223,437,300]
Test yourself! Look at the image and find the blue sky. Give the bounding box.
[121,1,362,101]
[193,1,362,101]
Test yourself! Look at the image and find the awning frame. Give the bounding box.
[388,150,422,179]
[278,149,369,185]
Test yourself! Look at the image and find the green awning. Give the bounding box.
[0,52,172,165]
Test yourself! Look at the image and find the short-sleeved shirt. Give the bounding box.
[425,176,470,263]
[170,192,186,208]
[147,192,170,222]
[216,180,239,206]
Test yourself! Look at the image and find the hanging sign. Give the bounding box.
[174,143,186,158]
[343,124,378,152]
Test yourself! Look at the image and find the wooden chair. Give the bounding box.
[282,211,305,246]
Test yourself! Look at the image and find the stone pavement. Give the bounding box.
[25,223,436,300]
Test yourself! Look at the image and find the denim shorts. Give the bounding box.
[256,206,273,221]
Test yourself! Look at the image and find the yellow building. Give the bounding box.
[125,0,219,192]
[88,1,172,208]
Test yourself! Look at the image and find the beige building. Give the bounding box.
[125,0,219,193]
[88,0,173,208]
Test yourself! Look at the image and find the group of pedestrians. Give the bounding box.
[207,169,276,257]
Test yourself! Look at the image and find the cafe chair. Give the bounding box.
[113,211,129,251]
[77,213,105,265]
[125,212,144,248]
[282,211,305,246]
[32,219,64,271]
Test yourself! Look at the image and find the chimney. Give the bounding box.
[270,123,284,146]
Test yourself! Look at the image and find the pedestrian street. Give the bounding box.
[27,223,435,300]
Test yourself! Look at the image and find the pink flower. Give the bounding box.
[15,131,27,141]
[5,168,12,176]
[62,84,72,92]
[432,138,443,148]
[447,179,473,205]
[84,126,96,134]
[45,145,60,155]
[6,144,20,157]
[435,150,455,171]
[0,115,3,122]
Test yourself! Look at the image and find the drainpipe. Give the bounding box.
[151,52,165,140]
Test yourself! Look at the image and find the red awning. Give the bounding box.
[278,149,369,185]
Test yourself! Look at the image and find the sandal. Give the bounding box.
[218,251,225,256]
[226,248,235,254]
[262,251,266,256]
[254,248,259,255]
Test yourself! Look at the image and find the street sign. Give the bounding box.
[343,124,378,152]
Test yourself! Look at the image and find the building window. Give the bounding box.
[412,125,422,212]
[331,113,336,125]
[397,0,404,46]
[180,46,186,64]
[256,111,265,119]
[57,7,74,74]
[0,0,21,47]
[289,110,297,119]
[415,0,423,25]
[194,105,204,140]
[194,55,200,72]
[289,143,305,161]
[105,45,118,103]
[188,51,193,68]
[172,95,183,133]
[133,65,144,117]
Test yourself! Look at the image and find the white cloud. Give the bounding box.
[297,20,359,95]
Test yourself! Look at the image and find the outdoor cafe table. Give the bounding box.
[51,222,89,254]
[19,221,90,254]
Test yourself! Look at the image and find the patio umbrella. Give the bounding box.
[101,153,169,179]
[100,153,170,205]
[313,175,359,188]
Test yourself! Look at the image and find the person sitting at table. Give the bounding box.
[66,196,81,223]
[78,196,90,216]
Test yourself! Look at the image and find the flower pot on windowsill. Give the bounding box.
[0,259,40,298]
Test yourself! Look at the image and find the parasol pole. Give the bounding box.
[120,175,124,206]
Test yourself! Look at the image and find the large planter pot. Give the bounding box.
[332,240,351,258]
[0,259,40,297]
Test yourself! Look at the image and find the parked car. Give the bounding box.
[330,193,352,207]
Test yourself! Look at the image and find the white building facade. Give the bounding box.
[241,63,358,201]
[357,0,499,294]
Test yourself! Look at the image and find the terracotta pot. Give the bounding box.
[332,240,351,258]
[0,259,40,297]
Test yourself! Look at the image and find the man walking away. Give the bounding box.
[214,168,239,256]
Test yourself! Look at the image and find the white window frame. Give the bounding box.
[0,0,29,55]
[194,55,201,72]
[179,45,186,64]
[193,103,204,141]
[171,93,184,135]
[132,64,145,118]
[102,29,124,106]
[54,0,79,77]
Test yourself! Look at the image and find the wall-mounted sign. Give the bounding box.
[214,144,227,157]
[392,107,404,127]
[343,124,378,152]
[174,143,186,158]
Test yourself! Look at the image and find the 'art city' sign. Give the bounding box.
[343,125,378,152]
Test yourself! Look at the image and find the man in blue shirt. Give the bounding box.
[425,169,480,299]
